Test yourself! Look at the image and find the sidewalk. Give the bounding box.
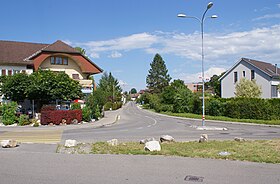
[0,108,122,131]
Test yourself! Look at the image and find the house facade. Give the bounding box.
[0,40,103,96]
[220,58,280,99]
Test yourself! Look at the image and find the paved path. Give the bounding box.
[0,151,279,184]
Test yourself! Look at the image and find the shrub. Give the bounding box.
[18,114,30,126]
[104,102,113,111]
[206,98,226,116]
[71,102,81,110]
[82,106,92,122]
[1,102,18,125]
[41,109,82,125]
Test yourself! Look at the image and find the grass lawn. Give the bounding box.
[58,139,280,164]
[160,111,280,126]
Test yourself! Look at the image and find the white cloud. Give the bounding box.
[253,13,280,21]
[177,67,226,83]
[70,24,280,65]
[109,51,122,58]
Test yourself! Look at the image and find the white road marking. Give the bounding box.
[145,116,157,127]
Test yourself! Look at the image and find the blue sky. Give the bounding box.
[1,0,280,91]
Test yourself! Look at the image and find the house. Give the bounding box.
[0,40,103,96]
[186,82,203,93]
[220,58,280,98]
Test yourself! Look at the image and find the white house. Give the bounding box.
[220,58,280,98]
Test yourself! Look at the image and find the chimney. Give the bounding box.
[276,64,278,75]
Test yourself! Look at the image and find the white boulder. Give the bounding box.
[107,139,118,146]
[144,141,161,151]
[64,139,77,147]
[160,135,175,143]
[1,139,18,148]
[199,134,208,143]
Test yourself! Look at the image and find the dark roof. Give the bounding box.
[243,58,280,77]
[220,57,280,81]
[42,40,80,54]
[0,40,48,64]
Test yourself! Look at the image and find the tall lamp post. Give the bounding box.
[178,2,217,126]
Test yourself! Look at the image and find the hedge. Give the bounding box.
[41,109,82,125]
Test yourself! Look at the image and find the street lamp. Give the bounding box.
[177,2,217,126]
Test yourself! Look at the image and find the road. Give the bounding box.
[0,151,279,184]
[0,101,280,184]
[62,102,280,142]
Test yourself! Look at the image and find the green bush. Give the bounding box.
[104,102,113,111]
[82,106,92,122]
[206,98,226,116]
[18,114,30,126]
[1,102,18,125]
[71,103,81,110]
[224,98,272,120]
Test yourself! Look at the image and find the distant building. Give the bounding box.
[186,82,203,93]
[220,58,280,98]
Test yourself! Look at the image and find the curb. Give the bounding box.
[140,106,280,128]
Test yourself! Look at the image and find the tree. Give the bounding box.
[161,79,193,113]
[130,88,137,94]
[98,72,122,102]
[75,47,86,55]
[0,70,83,104]
[27,70,82,102]
[235,78,262,98]
[205,72,225,97]
[146,54,171,93]
[0,73,30,101]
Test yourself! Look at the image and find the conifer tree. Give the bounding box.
[146,54,171,93]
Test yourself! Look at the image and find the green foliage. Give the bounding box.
[98,72,122,102]
[0,73,30,101]
[224,98,272,120]
[71,103,81,110]
[18,114,30,126]
[235,78,262,98]
[75,47,86,55]
[148,94,161,112]
[205,72,224,97]
[1,102,18,125]
[146,54,171,93]
[130,88,137,94]
[206,98,226,116]
[0,70,83,103]
[82,106,92,122]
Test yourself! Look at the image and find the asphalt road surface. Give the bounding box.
[1,102,280,184]
[0,151,279,184]
[62,102,280,143]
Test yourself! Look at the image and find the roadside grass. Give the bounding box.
[58,139,280,164]
[160,112,280,125]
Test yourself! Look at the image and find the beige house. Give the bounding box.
[0,40,103,95]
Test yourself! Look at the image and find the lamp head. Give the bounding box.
[207,2,213,9]
[211,15,218,18]
[177,13,186,18]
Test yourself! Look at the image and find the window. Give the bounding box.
[8,70,12,76]
[234,72,238,83]
[50,57,55,64]
[21,70,26,74]
[251,70,255,80]
[63,58,68,65]
[1,69,6,76]
[271,86,277,98]
[243,71,246,77]
[50,56,68,65]
[56,57,62,65]
[72,74,79,79]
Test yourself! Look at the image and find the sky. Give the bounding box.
[1,0,280,92]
